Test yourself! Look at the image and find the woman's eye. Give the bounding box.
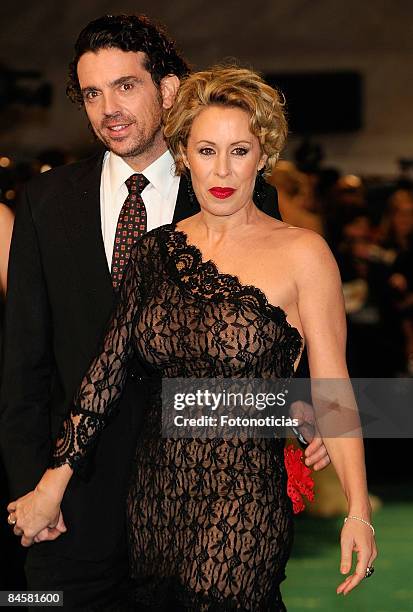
[199,147,215,156]
[233,147,249,156]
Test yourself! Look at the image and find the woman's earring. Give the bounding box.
[253,169,267,209]
[186,173,197,207]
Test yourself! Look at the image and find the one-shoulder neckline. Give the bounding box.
[158,223,304,346]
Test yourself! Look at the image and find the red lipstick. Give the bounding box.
[208,187,236,199]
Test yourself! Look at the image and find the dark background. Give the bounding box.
[1,0,413,175]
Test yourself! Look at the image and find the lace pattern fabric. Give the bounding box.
[51,224,303,610]
[51,235,150,471]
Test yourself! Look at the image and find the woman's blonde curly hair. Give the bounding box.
[163,65,288,177]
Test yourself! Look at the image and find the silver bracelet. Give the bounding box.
[344,515,375,536]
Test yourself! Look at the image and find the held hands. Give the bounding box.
[337,517,377,595]
[34,511,67,544]
[289,400,331,471]
[7,487,66,547]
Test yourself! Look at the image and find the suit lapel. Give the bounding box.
[59,160,280,318]
[59,152,115,317]
[259,181,281,220]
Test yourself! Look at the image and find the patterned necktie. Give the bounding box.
[111,173,149,290]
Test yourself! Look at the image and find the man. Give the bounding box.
[0,14,329,610]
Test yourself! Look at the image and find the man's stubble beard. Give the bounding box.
[97,120,163,160]
[121,123,163,160]
[96,95,164,161]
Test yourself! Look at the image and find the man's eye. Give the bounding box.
[121,83,133,91]
[233,147,249,156]
[199,147,215,155]
[84,91,98,101]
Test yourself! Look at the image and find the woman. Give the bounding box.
[0,202,14,297]
[8,66,376,610]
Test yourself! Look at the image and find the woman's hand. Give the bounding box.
[336,518,377,595]
[7,486,65,547]
[7,465,72,547]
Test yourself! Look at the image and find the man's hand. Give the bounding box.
[33,511,67,543]
[290,400,331,471]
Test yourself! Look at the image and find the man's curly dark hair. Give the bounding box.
[67,14,190,106]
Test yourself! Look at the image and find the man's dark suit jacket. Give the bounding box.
[0,151,280,561]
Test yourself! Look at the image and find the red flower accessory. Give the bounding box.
[284,444,315,514]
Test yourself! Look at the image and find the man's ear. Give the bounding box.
[160,75,180,110]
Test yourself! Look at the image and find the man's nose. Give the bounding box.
[101,91,121,117]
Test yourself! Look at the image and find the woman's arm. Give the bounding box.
[0,203,14,296]
[8,241,144,546]
[293,230,377,595]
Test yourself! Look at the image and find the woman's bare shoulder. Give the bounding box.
[266,220,325,248]
[287,228,341,288]
[274,222,330,250]
[267,222,338,279]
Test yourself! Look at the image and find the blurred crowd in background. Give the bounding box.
[271,143,413,380]
[2,141,413,379]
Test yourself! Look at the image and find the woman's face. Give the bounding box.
[183,105,266,216]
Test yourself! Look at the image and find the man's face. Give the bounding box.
[77,48,174,165]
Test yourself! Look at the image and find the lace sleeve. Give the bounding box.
[50,243,143,474]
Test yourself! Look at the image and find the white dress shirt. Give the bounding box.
[100,149,181,269]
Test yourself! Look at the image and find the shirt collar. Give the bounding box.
[143,149,177,199]
[107,149,177,199]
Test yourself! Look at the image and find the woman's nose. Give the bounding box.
[214,154,230,177]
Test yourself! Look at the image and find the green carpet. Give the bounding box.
[282,484,413,611]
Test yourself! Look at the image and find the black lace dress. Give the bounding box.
[52,225,303,611]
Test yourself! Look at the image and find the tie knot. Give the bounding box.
[126,173,149,195]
